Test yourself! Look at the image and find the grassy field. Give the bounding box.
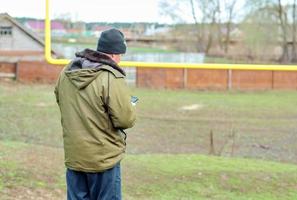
[0,83,297,199]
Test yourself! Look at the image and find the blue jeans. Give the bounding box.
[66,163,121,200]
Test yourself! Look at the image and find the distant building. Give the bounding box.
[120,28,134,38]
[25,20,66,37]
[91,25,112,37]
[68,21,86,35]
[144,24,171,36]
[0,13,56,62]
[0,13,44,51]
[0,13,61,82]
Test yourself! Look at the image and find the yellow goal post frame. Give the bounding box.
[45,0,297,71]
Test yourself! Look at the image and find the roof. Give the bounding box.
[0,13,56,55]
[92,25,112,31]
[26,20,65,30]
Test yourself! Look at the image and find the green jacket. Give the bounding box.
[55,49,136,172]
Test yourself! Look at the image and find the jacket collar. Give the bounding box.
[75,48,126,76]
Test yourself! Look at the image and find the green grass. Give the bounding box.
[133,88,297,115]
[0,140,296,199]
[123,155,297,200]
[1,84,297,160]
[0,83,297,199]
[0,84,62,147]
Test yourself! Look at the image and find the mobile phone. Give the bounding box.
[131,96,139,104]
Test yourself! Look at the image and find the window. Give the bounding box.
[0,26,12,36]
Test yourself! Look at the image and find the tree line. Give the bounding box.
[159,0,297,64]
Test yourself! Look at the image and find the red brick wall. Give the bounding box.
[137,68,297,90]
[1,61,297,90]
[0,62,16,74]
[137,68,166,89]
[165,68,184,89]
[187,69,228,90]
[137,68,229,90]
[136,68,184,89]
[273,71,297,89]
[17,61,63,83]
[231,70,273,90]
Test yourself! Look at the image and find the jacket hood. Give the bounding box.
[65,49,126,89]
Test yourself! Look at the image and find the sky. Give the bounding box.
[0,0,173,23]
[0,0,247,24]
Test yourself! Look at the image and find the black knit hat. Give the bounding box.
[97,28,127,54]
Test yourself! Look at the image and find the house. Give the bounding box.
[67,21,86,36]
[25,20,66,37]
[0,14,46,51]
[0,13,57,62]
[0,13,61,82]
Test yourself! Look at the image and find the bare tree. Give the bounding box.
[223,0,238,53]
[160,0,297,63]
[196,0,221,54]
[292,0,297,61]
[277,0,290,63]
[159,0,186,24]
[159,0,221,54]
[244,0,294,63]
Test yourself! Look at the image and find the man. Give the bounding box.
[54,28,136,200]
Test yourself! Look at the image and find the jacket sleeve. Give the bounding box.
[54,66,67,105]
[54,77,60,105]
[107,76,136,129]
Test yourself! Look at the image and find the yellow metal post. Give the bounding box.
[45,0,297,71]
[45,0,70,65]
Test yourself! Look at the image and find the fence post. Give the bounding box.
[15,62,19,81]
[271,71,275,90]
[228,69,232,90]
[209,130,215,155]
[183,68,188,89]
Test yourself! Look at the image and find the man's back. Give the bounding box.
[55,28,135,200]
[55,49,136,172]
